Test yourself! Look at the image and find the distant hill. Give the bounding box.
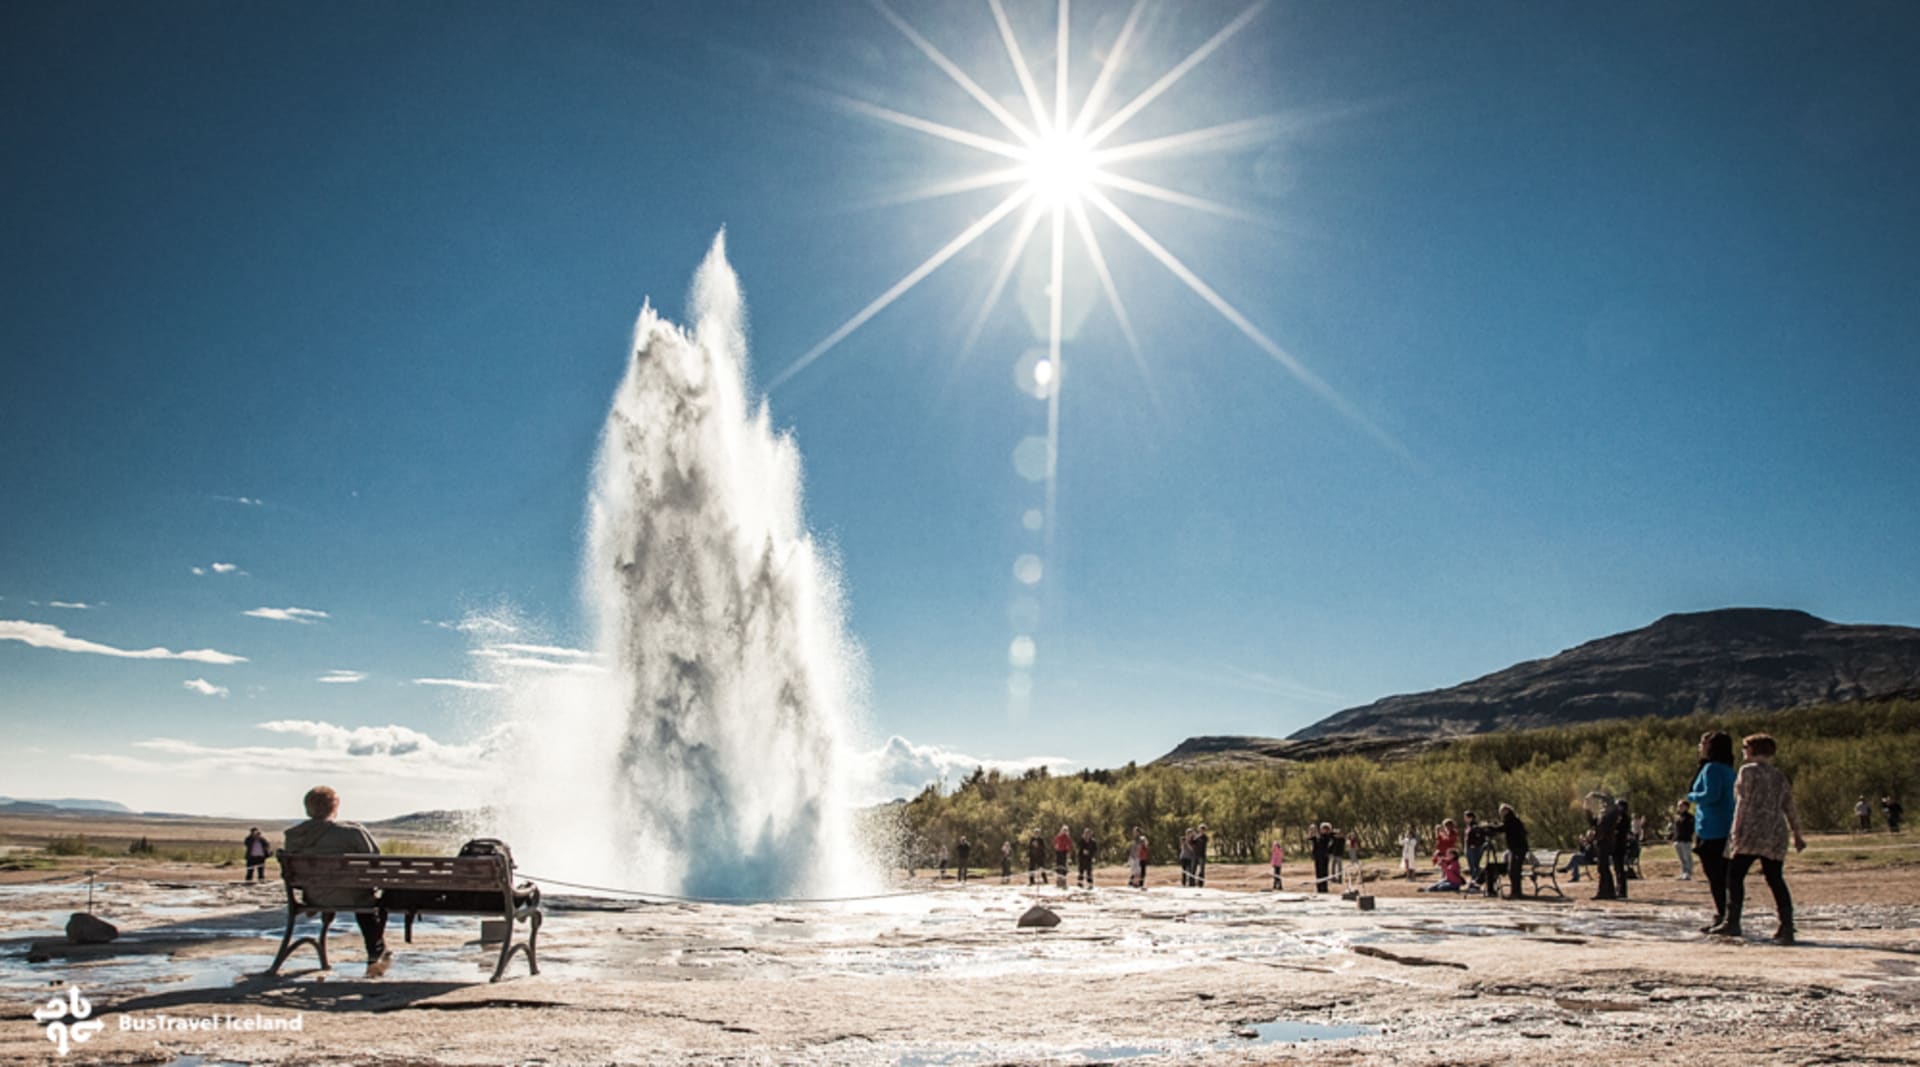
[1152,733,1441,768]
[1289,608,1920,742]
[0,796,133,814]
[368,809,483,836]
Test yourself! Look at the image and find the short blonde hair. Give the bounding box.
[303,786,340,819]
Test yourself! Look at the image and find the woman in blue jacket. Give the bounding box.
[1686,730,1738,932]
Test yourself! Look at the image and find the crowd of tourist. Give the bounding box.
[919,731,1897,947]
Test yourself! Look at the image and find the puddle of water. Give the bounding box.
[1240,1019,1379,1044]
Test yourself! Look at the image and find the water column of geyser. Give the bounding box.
[502,232,872,901]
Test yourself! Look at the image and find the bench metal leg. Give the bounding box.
[487,912,542,982]
[268,906,300,974]
[267,909,333,975]
[404,911,415,944]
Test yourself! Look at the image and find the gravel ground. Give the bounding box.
[5,856,1919,1066]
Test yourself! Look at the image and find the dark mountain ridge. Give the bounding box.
[1289,608,1920,742]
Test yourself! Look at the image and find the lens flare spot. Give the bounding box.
[1014,554,1044,585]
[1022,509,1044,531]
[1014,348,1055,399]
[1012,436,1050,482]
[1009,635,1037,668]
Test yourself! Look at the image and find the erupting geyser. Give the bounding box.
[496,232,871,900]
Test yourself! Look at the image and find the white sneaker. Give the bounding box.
[365,950,394,978]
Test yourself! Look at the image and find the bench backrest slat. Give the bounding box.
[279,853,509,893]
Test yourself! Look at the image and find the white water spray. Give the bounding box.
[493,232,872,900]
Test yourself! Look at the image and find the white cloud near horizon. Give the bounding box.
[0,620,248,665]
[48,601,91,609]
[317,669,367,684]
[863,735,1076,803]
[212,495,265,507]
[183,678,230,698]
[76,719,505,785]
[244,607,329,623]
[413,677,504,691]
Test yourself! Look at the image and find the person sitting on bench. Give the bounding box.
[284,785,393,977]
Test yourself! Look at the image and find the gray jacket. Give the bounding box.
[283,818,380,907]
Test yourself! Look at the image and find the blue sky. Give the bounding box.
[4,1,1917,817]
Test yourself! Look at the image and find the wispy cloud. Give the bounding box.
[244,607,329,624]
[48,601,92,610]
[486,642,596,660]
[412,677,504,691]
[317,669,367,684]
[212,495,265,507]
[863,735,1076,803]
[469,644,602,673]
[183,678,230,698]
[192,562,247,577]
[77,719,504,783]
[0,620,247,665]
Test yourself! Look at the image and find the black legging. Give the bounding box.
[1694,838,1730,921]
[321,909,386,959]
[1725,852,1793,931]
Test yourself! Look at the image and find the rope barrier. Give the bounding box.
[516,870,967,906]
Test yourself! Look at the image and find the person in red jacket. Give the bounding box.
[1052,825,1073,888]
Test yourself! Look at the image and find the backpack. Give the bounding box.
[458,837,515,868]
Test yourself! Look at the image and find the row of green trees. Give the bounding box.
[884,701,1919,866]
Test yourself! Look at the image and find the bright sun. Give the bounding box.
[1019,128,1099,207]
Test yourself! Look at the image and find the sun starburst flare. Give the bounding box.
[768,0,1400,450]
[766,1,1407,702]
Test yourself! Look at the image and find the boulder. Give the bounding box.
[1016,905,1060,929]
[66,912,118,944]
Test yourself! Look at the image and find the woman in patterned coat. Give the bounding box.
[1712,733,1808,944]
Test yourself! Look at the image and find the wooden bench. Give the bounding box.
[270,852,542,982]
[1494,848,1567,899]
